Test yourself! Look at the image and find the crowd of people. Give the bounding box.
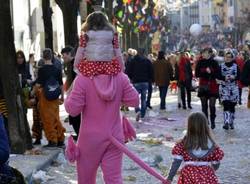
[0,10,250,184]
[123,44,250,130]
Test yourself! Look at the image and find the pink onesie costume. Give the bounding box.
[65,30,168,184]
[65,72,139,184]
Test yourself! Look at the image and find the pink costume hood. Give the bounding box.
[93,75,116,101]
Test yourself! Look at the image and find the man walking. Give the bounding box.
[127,48,153,121]
[153,51,173,110]
[61,46,81,140]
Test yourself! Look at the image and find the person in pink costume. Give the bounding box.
[65,12,169,184]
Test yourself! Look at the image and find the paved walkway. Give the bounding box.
[28,88,250,184]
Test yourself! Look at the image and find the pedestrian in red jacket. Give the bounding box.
[236,52,245,105]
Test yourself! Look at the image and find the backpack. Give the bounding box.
[44,76,61,100]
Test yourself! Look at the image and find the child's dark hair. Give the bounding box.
[43,48,52,61]
[183,112,216,150]
[81,11,114,32]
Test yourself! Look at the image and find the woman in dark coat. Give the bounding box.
[16,50,31,88]
[195,48,220,129]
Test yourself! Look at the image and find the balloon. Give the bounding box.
[190,24,203,37]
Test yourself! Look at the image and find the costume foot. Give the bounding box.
[33,139,41,145]
[223,124,229,130]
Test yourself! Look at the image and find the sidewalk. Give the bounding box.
[9,148,62,182]
[8,88,250,184]
[8,101,72,182]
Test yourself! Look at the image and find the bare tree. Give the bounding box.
[0,0,32,154]
[42,0,53,49]
[55,0,79,47]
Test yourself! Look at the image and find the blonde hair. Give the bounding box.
[183,112,216,150]
[81,11,115,32]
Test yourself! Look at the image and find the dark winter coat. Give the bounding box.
[153,59,173,87]
[241,60,250,86]
[127,55,154,83]
[195,57,220,97]
[17,63,31,88]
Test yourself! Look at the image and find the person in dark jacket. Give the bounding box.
[61,46,81,140]
[178,52,193,109]
[0,113,13,182]
[153,51,173,110]
[146,54,155,109]
[127,48,153,121]
[195,48,220,129]
[125,48,134,76]
[241,44,250,108]
[16,50,32,88]
[0,114,26,184]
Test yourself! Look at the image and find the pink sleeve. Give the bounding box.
[65,76,86,117]
[122,74,139,107]
[113,32,124,71]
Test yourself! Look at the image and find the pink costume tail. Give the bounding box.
[122,116,137,142]
[65,117,169,184]
[109,135,168,183]
[65,136,80,163]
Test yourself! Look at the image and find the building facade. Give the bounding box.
[10,0,85,60]
[180,0,200,32]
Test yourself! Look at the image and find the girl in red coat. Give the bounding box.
[167,112,224,184]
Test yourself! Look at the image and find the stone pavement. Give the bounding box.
[9,148,61,182]
[12,88,250,184]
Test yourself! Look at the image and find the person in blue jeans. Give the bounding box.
[134,83,149,120]
[127,48,154,121]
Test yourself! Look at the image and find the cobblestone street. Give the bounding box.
[31,88,250,184]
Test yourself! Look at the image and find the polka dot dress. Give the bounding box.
[77,59,121,77]
[172,142,224,184]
